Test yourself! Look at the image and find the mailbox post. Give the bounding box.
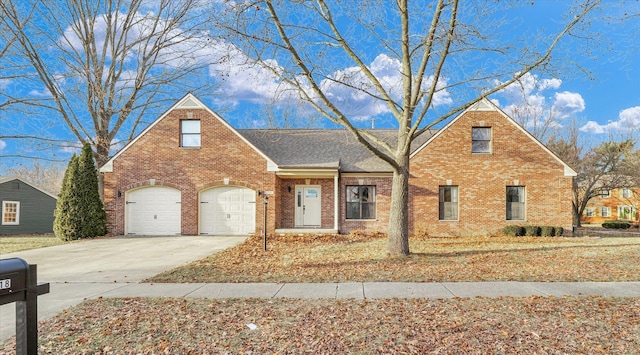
[0,258,50,355]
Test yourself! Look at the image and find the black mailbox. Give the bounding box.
[0,258,29,304]
[0,258,50,355]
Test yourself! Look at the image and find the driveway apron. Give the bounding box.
[0,235,247,341]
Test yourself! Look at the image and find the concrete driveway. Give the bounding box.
[0,235,247,341]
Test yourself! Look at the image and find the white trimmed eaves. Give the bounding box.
[99,93,276,173]
[409,98,578,177]
[0,176,58,199]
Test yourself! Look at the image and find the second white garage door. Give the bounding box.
[199,187,256,235]
[126,186,181,235]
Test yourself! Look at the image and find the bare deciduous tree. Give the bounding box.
[7,161,66,195]
[0,0,214,178]
[548,127,640,227]
[219,0,602,256]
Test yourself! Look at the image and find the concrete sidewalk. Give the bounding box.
[3,233,640,342]
[46,280,640,300]
[3,280,640,342]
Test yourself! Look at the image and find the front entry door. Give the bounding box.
[295,186,321,226]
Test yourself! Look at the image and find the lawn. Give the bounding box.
[2,296,639,354]
[4,233,640,353]
[0,234,67,254]
[148,233,640,283]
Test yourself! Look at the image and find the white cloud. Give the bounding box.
[580,106,640,134]
[209,51,452,121]
[551,91,585,119]
[493,72,585,133]
[0,140,6,150]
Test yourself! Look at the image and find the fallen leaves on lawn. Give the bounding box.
[147,234,640,283]
[1,296,639,354]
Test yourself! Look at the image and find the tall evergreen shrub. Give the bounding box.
[76,143,107,237]
[54,154,80,240]
[53,143,107,240]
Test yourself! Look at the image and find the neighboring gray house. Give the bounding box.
[0,176,57,235]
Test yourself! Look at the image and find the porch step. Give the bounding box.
[275,229,338,235]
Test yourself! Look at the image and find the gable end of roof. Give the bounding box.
[99,93,276,172]
[410,98,577,177]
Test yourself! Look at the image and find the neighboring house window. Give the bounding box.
[622,188,632,199]
[439,186,458,220]
[506,186,525,220]
[618,205,636,220]
[2,201,20,225]
[472,127,491,153]
[601,189,610,198]
[346,186,376,219]
[181,120,201,147]
[585,207,596,218]
[601,207,611,218]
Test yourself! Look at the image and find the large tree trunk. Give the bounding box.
[387,156,410,257]
[95,137,111,202]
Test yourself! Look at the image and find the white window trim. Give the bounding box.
[2,201,20,225]
[601,207,611,218]
[471,127,492,154]
[506,186,526,221]
[585,207,596,218]
[439,185,459,221]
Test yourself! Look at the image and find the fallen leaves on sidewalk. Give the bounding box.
[1,296,639,354]
[148,234,640,283]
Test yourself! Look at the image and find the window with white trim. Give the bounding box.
[601,207,611,218]
[180,120,201,147]
[2,201,20,225]
[585,207,596,218]
[346,186,376,219]
[622,188,632,199]
[506,186,525,220]
[601,189,610,198]
[618,205,636,220]
[439,186,458,220]
[472,127,491,153]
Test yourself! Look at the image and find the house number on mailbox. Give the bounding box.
[0,279,10,290]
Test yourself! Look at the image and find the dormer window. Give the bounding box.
[181,120,201,147]
[472,127,491,153]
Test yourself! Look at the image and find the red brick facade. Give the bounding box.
[101,95,574,237]
[409,108,574,236]
[102,97,277,236]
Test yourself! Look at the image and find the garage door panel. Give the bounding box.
[200,187,256,235]
[126,187,181,235]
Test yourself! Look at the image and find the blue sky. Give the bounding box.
[1,1,639,172]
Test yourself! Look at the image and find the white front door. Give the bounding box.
[200,187,256,235]
[295,186,321,226]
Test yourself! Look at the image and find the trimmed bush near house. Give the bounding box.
[503,225,525,237]
[602,221,631,229]
[503,225,564,237]
[540,226,555,237]
[524,226,541,236]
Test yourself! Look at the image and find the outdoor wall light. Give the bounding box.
[117,190,122,198]
[287,186,292,193]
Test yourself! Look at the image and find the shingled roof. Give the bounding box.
[238,129,436,173]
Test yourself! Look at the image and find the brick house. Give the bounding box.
[581,187,639,225]
[100,93,576,237]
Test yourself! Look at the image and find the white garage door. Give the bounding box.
[200,187,256,235]
[126,186,181,235]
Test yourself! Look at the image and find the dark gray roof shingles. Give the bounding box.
[238,129,436,173]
